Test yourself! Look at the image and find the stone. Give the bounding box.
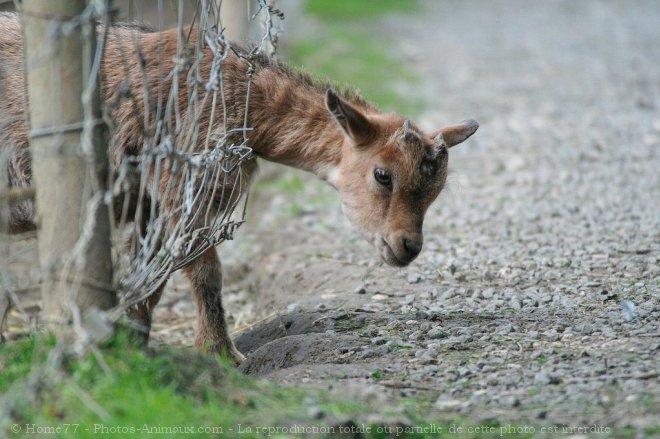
[427,327,449,339]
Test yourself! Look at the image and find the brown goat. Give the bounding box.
[0,13,478,364]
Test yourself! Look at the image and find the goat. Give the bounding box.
[0,13,478,364]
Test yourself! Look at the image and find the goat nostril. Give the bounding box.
[403,238,422,259]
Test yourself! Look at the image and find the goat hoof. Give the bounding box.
[230,347,246,366]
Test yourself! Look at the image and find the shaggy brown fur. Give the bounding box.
[0,13,478,364]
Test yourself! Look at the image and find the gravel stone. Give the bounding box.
[534,371,562,386]
[578,323,594,335]
[434,399,463,411]
[442,335,472,346]
[331,311,349,321]
[482,288,495,299]
[358,345,389,359]
[501,395,521,407]
[427,327,449,339]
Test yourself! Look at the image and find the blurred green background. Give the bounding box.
[282,0,421,116]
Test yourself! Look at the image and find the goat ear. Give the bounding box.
[431,119,479,148]
[325,89,374,145]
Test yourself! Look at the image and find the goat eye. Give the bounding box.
[421,161,436,176]
[374,168,392,188]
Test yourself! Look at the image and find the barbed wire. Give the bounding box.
[0,0,284,424]
[97,0,283,315]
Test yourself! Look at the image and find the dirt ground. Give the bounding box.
[3,0,659,433]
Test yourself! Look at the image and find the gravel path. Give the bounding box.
[203,0,659,430]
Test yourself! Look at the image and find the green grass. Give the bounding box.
[305,0,418,21]
[255,172,306,193]
[254,170,337,219]
[2,335,377,438]
[0,336,43,392]
[0,334,562,439]
[285,0,423,116]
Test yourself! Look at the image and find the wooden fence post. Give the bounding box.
[0,154,10,340]
[219,0,257,45]
[22,0,116,335]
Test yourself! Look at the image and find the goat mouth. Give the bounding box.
[379,237,409,267]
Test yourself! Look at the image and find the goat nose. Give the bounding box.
[403,238,422,260]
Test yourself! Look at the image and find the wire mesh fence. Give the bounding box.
[0,0,283,348]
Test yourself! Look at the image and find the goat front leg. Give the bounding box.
[183,247,244,365]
